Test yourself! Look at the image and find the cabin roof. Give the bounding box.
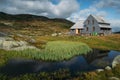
[99,24,111,28]
[91,15,111,28]
[91,15,109,23]
[70,20,84,29]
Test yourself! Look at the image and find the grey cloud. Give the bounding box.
[109,19,120,32]
[95,0,120,13]
[0,0,79,18]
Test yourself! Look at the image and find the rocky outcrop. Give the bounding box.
[112,55,120,68]
[0,37,37,51]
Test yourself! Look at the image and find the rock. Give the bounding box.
[109,77,120,80]
[96,69,104,73]
[2,41,13,50]
[105,66,112,70]
[112,55,120,68]
[58,33,62,35]
[16,34,24,37]
[0,32,7,37]
[0,40,3,48]
[0,37,38,51]
[28,38,36,44]
[5,37,14,41]
[12,45,36,51]
[51,33,57,36]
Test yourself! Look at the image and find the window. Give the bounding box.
[86,27,88,31]
[93,26,95,31]
[92,20,94,24]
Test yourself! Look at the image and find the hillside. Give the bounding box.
[0,12,74,36]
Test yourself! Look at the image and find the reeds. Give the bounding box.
[0,41,91,62]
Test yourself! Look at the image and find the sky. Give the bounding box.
[0,0,120,32]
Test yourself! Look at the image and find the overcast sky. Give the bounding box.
[0,0,120,32]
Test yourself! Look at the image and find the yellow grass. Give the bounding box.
[34,34,120,51]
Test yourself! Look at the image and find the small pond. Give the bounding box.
[0,49,120,76]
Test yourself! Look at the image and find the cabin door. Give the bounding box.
[76,29,80,35]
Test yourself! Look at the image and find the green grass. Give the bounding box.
[40,41,91,61]
[35,34,120,51]
[0,41,91,65]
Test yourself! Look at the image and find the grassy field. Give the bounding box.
[0,12,73,36]
[34,34,120,51]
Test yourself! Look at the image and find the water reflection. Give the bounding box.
[0,49,120,76]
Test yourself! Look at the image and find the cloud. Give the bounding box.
[67,5,107,22]
[95,0,120,13]
[109,19,120,32]
[0,0,79,18]
[67,0,120,32]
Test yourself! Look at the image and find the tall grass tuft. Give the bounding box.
[0,41,91,63]
[41,41,92,61]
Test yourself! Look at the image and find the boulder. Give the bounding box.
[5,37,14,41]
[0,32,7,37]
[96,69,104,73]
[0,37,37,51]
[105,66,112,70]
[58,33,62,35]
[12,45,36,51]
[112,55,120,68]
[28,38,36,44]
[109,77,120,80]
[51,33,57,36]
[2,41,13,50]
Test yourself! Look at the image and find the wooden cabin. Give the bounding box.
[70,15,112,36]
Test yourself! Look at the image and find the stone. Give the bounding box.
[51,33,57,36]
[2,41,13,50]
[0,32,7,37]
[109,77,120,80]
[96,69,104,73]
[0,40,3,48]
[58,33,62,35]
[105,66,112,70]
[5,37,14,41]
[0,37,38,51]
[112,55,120,68]
[16,34,24,37]
[12,45,36,51]
[28,38,36,44]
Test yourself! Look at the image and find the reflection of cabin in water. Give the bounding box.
[84,49,109,63]
[70,15,112,36]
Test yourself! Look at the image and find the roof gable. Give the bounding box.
[70,20,84,29]
[91,15,109,23]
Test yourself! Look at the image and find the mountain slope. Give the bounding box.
[0,12,74,36]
